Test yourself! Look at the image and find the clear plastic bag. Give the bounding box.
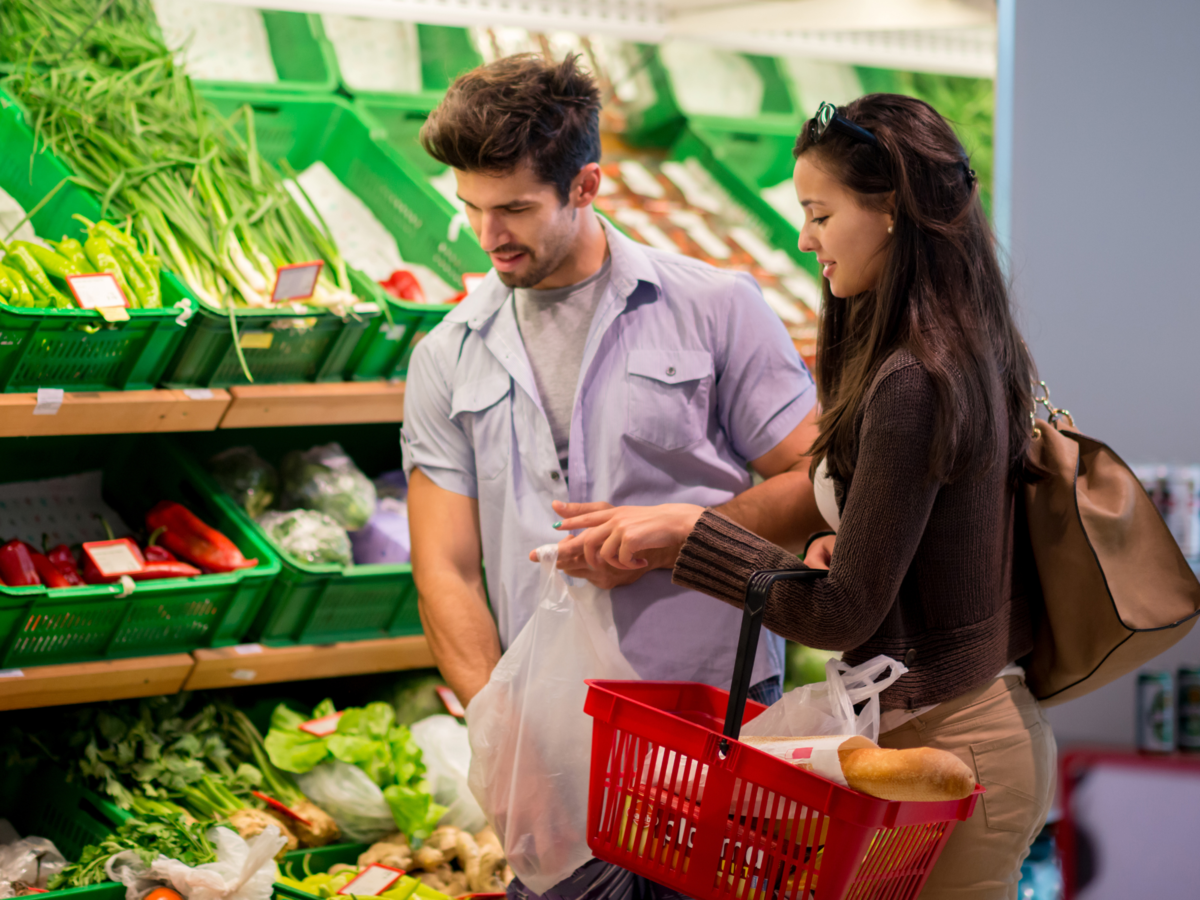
[741,654,908,744]
[209,447,278,519]
[0,833,65,895]
[258,509,352,566]
[294,760,396,844]
[279,443,376,531]
[466,545,639,894]
[410,715,487,834]
[106,825,286,900]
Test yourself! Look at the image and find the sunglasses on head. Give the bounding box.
[810,101,878,148]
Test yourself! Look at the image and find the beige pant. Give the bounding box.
[878,675,1057,900]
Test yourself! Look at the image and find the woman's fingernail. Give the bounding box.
[552,521,562,529]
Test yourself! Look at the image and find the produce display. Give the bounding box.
[0,499,252,588]
[210,443,408,567]
[0,0,360,316]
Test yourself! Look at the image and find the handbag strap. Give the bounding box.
[1031,380,1075,437]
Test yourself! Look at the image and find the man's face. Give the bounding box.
[455,162,580,289]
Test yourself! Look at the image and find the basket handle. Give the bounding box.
[720,567,829,757]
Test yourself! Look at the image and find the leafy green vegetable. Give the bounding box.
[264,699,445,839]
[258,509,353,567]
[279,443,376,532]
[50,812,216,889]
[210,446,279,519]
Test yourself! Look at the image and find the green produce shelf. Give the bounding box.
[176,426,420,648]
[0,434,281,669]
[169,90,485,386]
[0,765,124,900]
[189,11,340,96]
[0,90,195,392]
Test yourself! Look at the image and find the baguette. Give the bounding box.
[838,746,975,802]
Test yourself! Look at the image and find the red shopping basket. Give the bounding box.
[583,569,982,900]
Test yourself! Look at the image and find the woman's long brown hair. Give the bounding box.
[797,93,1036,485]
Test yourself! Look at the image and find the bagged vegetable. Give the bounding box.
[105,825,285,900]
[257,510,351,566]
[0,834,66,895]
[264,700,444,840]
[351,498,410,564]
[279,443,376,531]
[210,448,278,520]
[410,716,487,834]
[466,545,639,894]
[293,761,396,845]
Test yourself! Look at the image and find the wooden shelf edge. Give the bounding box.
[0,653,196,711]
[0,388,232,437]
[220,380,405,429]
[185,635,435,690]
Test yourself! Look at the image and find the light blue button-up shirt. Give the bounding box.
[402,219,816,689]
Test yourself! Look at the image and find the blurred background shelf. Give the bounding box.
[218,380,405,427]
[0,388,232,437]
[0,635,434,708]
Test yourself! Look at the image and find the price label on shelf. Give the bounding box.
[238,331,274,350]
[67,273,129,310]
[299,711,344,737]
[271,261,324,302]
[252,791,312,825]
[83,539,145,577]
[337,865,405,896]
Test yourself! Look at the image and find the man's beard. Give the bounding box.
[492,230,574,289]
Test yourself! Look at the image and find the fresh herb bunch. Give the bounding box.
[50,813,216,889]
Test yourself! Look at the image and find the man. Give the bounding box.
[402,53,824,897]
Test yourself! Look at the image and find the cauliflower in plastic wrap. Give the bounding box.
[258,509,353,567]
[279,443,376,531]
[210,446,279,519]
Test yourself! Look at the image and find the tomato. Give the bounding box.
[144,888,184,900]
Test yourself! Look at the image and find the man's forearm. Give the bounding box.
[716,469,827,554]
[416,570,501,707]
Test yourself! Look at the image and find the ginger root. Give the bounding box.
[228,808,297,854]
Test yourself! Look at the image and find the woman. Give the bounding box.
[555,95,1056,900]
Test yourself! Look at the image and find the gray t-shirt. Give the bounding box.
[514,256,612,472]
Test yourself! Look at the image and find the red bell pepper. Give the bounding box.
[143,526,177,562]
[0,540,40,586]
[379,269,425,303]
[144,502,257,572]
[131,560,201,580]
[22,544,71,588]
[46,544,85,585]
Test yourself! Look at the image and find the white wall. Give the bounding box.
[1000,0,1200,745]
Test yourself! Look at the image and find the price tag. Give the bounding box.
[67,273,130,310]
[462,273,487,294]
[83,539,145,577]
[0,669,24,678]
[230,669,257,682]
[33,387,64,416]
[337,864,405,896]
[252,791,312,826]
[299,711,344,737]
[271,261,324,302]
[183,388,214,400]
[233,643,263,655]
[239,331,274,350]
[436,686,466,719]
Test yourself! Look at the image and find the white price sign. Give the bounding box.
[67,273,129,309]
[271,261,323,302]
[337,865,405,896]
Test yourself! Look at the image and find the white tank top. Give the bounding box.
[814,457,840,531]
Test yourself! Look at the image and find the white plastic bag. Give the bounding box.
[295,760,396,843]
[106,825,286,900]
[0,833,65,894]
[741,654,908,744]
[410,715,487,833]
[467,544,639,894]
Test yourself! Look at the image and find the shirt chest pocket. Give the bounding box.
[626,350,714,452]
[451,373,513,482]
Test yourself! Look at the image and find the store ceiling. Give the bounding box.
[208,0,998,76]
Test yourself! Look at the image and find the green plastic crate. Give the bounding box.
[0,765,126,900]
[176,426,418,647]
[191,90,484,383]
[189,11,339,95]
[0,434,281,668]
[0,90,194,392]
[325,22,480,106]
[276,842,371,900]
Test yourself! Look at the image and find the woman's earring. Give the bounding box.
[887,225,893,234]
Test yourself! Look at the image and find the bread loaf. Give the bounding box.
[838,746,975,802]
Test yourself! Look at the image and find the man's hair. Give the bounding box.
[420,54,602,204]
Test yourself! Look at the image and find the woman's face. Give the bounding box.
[794,155,893,298]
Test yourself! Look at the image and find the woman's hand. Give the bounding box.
[548,501,705,572]
[803,533,836,569]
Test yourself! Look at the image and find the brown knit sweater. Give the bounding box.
[673,350,1039,710]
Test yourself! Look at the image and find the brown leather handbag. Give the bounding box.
[1023,383,1200,706]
